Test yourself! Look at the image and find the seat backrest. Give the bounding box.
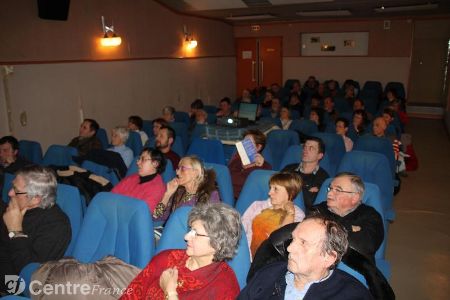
[235,170,305,215]
[126,157,175,183]
[125,131,143,157]
[207,113,217,125]
[172,136,185,157]
[362,81,382,97]
[56,184,84,255]
[337,151,394,218]
[174,111,190,126]
[81,160,120,186]
[142,120,153,138]
[19,140,43,165]
[72,192,154,268]
[312,132,346,176]
[288,119,318,136]
[170,122,189,152]
[204,105,218,114]
[204,162,234,206]
[266,130,300,170]
[156,206,250,290]
[96,128,110,149]
[333,96,352,113]
[42,145,78,167]
[187,138,226,165]
[354,135,396,177]
[190,124,207,140]
[2,172,15,203]
[315,178,387,259]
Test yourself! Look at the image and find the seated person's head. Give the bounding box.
[111,126,129,147]
[136,147,166,176]
[345,85,355,98]
[309,107,324,127]
[327,80,337,91]
[318,83,326,95]
[287,214,348,277]
[219,97,231,113]
[242,89,251,101]
[0,135,19,166]
[325,172,364,216]
[323,97,334,112]
[270,83,280,94]
[305,76,317,89]
[79,119,99,138]
[289,93,300,105]
[152,118,169,137]
[128,115,144,131]
[243,129,266,153]
[155,126,175,152]
[302,137,325,164]
[194,109,208,124]
[353,99,365,111]
[186,203,241,262]
[162,106,175,123]
[176,155,209,193]
[280,106,291,121]
[269,172,302,206]
[352,109,368,129]
[386,88,397,101]
[291,81,301,93]
[190,99,204,115]
[264,91,274,102]
[11,165,57,210]
[335,117,349,137]
[382,108,395,124]
[271,98,281,112]
[372,117,387,137]
[310,94,321,108]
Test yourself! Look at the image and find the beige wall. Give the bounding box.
[234,19,412,90]
[0,0,236,150]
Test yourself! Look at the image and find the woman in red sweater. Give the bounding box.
[112,147,166,215]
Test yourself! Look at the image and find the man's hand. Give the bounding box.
[3,199,26,232]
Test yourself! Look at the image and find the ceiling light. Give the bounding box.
[226,14,276,21]
[296,10,351,17]
[374,3,438,13]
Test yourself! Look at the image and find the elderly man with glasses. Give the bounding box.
[0,166,71,295]
[313,172,384,263]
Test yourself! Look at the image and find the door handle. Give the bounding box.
[252,61,256,82]
[260,60,264,83]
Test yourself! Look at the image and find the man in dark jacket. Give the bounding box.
[0,166,71,295]
[239,214,372,300]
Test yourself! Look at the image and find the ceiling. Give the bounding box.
[157,0,450,24]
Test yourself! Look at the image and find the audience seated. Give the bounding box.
[112,147,166,217]
[279,106,293,130]
[0,166,71,294]
[335,117,353,152]
[309,107,326,132]
[324,96,338,123]
[0,136,33,192]
[162,106,176,123]
[239,214,372,300]
[261,90,274,108]
[236,89,252,104]
[68,118,102,156]
[287,93,304,118]
[216,97,233,117]
[242,172,305,259]
[326,79,339,97]
[122,203,241,300]
[108,126,134,168]
[228,129,272,200]
[282,136,329,212]
[153,155,220,223]
[152,118,169,138]
[189,99,205,129]
[269,97,282,118]
[128,115,149,145]
[350,109,369,139]
[156,126,180,170]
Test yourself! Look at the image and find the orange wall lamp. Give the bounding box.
[183,25,198,49]
[100,16,122,47]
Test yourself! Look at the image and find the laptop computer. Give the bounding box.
[238,103,258,124]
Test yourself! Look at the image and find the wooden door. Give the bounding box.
[236,38,258,95]
[259,37,282,88]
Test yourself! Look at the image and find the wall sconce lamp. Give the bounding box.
[183,25,198,49]
[101,16,122,47]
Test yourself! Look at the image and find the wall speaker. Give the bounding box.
[37,0,70,21]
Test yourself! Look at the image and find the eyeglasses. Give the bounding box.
[177,166,194,172]
[186,228,209,238]
[137,156,152,163]
[327,185,356,194]
[12,186,27,195]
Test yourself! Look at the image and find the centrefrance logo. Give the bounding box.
[4,275,26,295]
[4,275,133,296]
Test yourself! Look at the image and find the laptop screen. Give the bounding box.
[238,103,258,122]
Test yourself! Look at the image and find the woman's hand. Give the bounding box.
[159,267,178,295]
[282,201,295,216]
[254,153,265,167]
[166,178,179,196]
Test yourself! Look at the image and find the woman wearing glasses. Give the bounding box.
[153,155,219,222]
[121,203,241,300]
[242,172,305,259]
[111,147,166,216]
